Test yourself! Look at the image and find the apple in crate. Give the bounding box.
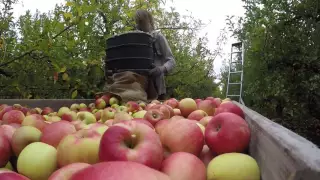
[132,110,147,119]
[48,163,90,180]
[61,111,77,122]
[149,104,173,119]
[164,98,179,109]
[215,101,245,118]
[144,109,164,126]
[85,123,109,136]
[95,98,106,109]
[2,110,25,124]
[77,111,96,125]
[113,111,132,125]
[207,153,260,180]
[101,107,116,123]
[199,145,216,167]
[0,124,16,143]
[70,161,170,180]
[11,126,42,156]
[0,106,14,120]
[41,107,54,115]
[161,152,206,180]
[109,97,119,106]
[205,112,250,155]
[57,129,101,167]
[199,116,213,127]
[99,121,163,170]
[132,118,154,129]
[173,108,181,116]
[17,142,57,180]
[187,110,208,121]
[21,114,47,131]
[58,107,71,117]
[100,95,111,106]
[155,119,169,134]
[0,131,11,167]
[126,101,140,113]
[0,170,30,180]
[197,100,216,116]
[70,104,80,111]
[159,119,204,156]
[41,121,76,148]
[178,98,197,117]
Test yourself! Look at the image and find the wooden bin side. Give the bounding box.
[0,99,95,111]
[234,102,320,180]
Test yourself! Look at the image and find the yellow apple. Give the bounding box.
[207,153,260,180]
[17,142,57,180]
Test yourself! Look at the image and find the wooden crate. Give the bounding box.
[1,99,320,179]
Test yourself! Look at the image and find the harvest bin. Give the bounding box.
[1,99,320,180]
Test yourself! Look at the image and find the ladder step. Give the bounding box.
[229,82,242,85]
[230,71,243,74]
[227,95,241,97]
[231,61,242,64]
[231,51,242,54]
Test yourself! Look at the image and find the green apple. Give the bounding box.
[207,153,260,180]
[70,104,80,111]
[77,112,96,125]
[79,103,87,109]
[111,104,119,109]
[132,110,147,119]
[109,97,119,106]
[116,106,128,113]
[17,142,57,180]
[101,108,116,123]
[57,107,71,117]
[11,126,42,156]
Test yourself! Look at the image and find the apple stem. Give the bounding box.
[128,134,138,149]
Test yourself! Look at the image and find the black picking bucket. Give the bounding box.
[105,31,154,74]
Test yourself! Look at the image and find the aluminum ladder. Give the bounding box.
[226,42,244,102]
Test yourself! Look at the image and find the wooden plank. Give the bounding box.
[234,102,320,180]
[0,99,95,111]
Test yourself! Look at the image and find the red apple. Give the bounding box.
[154,119,170,134]
[101,95,111,106]
[212,98,222,107]
[145,103,157,110]
[11,126,42,156]
[0,170,30,180]
[187,110,208,121]
[178,98,197,117]
[21,114,47,131]
[159,119,204,157]
[2,110,25,124]
[9,123,21,129]
[61,111,77,122]
[126,101,140,113]
[70,161,170,180]
[0,125,16,143]
[41,107,54,115]
[48,163,91,180]
[214,102,245,118]
[151,100,161,104]
[205,97,215,101]
[195,99,203,104]
[132,118,154,129]
[199,145,216,167]
[94,110,103,121]
[150,104,172,119]
[164,98,179,109]
[57,129,101,167]
[205,112,250,155]
[41,121,77,148]
[144,109,164,126]
[0,131,11,167]
[197,100,216,116]
[161,152,206,180]
[99,121,163,169]
[170,116,184,121]
[95,98,106,109]
[0,106,13,120]
[199,116,213,127]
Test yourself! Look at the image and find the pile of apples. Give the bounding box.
[0,95,261,180]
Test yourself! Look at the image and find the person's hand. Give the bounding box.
[149,65,166,77]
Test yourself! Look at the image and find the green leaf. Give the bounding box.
[60,66,67,73]
[71,90,78,99]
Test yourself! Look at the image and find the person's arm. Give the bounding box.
[157,32,176,74]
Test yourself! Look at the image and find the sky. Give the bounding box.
[12,0,245,75]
